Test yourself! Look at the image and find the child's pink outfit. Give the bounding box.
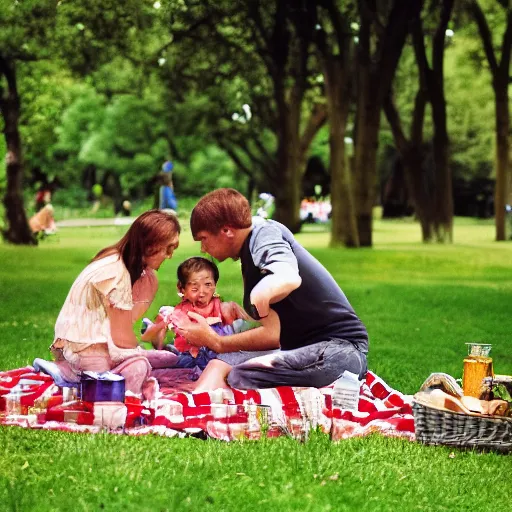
[173,297,223,354]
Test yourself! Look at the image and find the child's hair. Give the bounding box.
[177,257,220,287]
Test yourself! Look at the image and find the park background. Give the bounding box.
[1,1,512,511]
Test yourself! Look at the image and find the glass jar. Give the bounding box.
[462,343,493,398]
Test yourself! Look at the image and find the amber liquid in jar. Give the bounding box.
[462,356,493,398]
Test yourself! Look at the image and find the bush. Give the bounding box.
[52,186,89,209]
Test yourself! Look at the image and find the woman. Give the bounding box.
[50,209,180,399]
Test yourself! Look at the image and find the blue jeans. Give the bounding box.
[175,347,217,370]
[217,339,368,390]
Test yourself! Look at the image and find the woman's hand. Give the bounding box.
[174,311,221,352]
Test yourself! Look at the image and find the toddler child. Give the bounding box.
[141,257,252,369]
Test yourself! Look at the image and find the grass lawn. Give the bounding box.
[1,217,511,511]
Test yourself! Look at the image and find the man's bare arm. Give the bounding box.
[250,262,302,318]
[176,310,281,353]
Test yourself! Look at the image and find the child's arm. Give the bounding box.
[140,305,175,350]
[140,319,168,349]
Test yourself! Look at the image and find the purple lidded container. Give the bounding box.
[79,371,125,403]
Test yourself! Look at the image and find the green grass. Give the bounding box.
[1,217,512,511]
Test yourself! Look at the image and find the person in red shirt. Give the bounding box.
[141,257,250,369]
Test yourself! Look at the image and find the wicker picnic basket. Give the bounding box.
[412,395,512,453]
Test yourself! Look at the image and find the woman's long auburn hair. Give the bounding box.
[93,209,181,285]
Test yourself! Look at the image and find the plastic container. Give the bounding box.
[332,371,361,412]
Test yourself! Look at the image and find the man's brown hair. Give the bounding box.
[190,188,252,237]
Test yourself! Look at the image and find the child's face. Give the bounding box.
[180,269,216,308]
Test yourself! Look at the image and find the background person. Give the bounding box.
[35,186,52,212]
[29,204,57,236]
[159,171,177,212]
[175,188,369,392]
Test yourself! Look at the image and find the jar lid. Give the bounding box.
[465,342,492,356]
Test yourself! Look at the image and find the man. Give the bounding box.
[175,188,368,390]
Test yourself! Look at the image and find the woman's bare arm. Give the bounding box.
[131,269,159,322]
[107,306,139,349]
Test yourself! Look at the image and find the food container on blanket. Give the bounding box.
[207,403,272,441]
[79,372,125,403]
[93,402,127,430]
[5,390,26,416]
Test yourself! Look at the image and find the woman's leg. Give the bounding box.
[192,359,232,392]
[111,356,152,395]
[144,349,179,369]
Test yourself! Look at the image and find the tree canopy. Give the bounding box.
[1,0,511,245]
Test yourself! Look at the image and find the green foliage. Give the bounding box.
[0,0,58,58]
[53,0,155,75]
[18,62,78,176]
[2,0,509,224]
[176,144,246,196]
[52,185,89,209]
[385,6,508,183]
[78,94,169,191]
[308,124,330,169]
[48,83,247,198]
[444,28,495,180]
[493,383,512,405]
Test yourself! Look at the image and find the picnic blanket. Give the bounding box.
[0,366,415,441]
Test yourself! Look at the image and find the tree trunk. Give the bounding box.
[430,86,453,242]
[468,0,511,241]
[354,93,381,247]
[0,57,36,245]
[273,117,302,233]
[326,65,359,247]
[272,67,305,234]
[428,0,454,243]
[383,89,439,241]
[353,0,423,247]
[494,83,509,241]
[402,147,434,241]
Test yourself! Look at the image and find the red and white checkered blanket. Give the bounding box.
[0,367,415,441]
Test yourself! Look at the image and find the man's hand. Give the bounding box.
[249,290,271,319]
[174,311,221,352]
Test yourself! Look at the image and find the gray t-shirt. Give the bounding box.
[240,218,368,352]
